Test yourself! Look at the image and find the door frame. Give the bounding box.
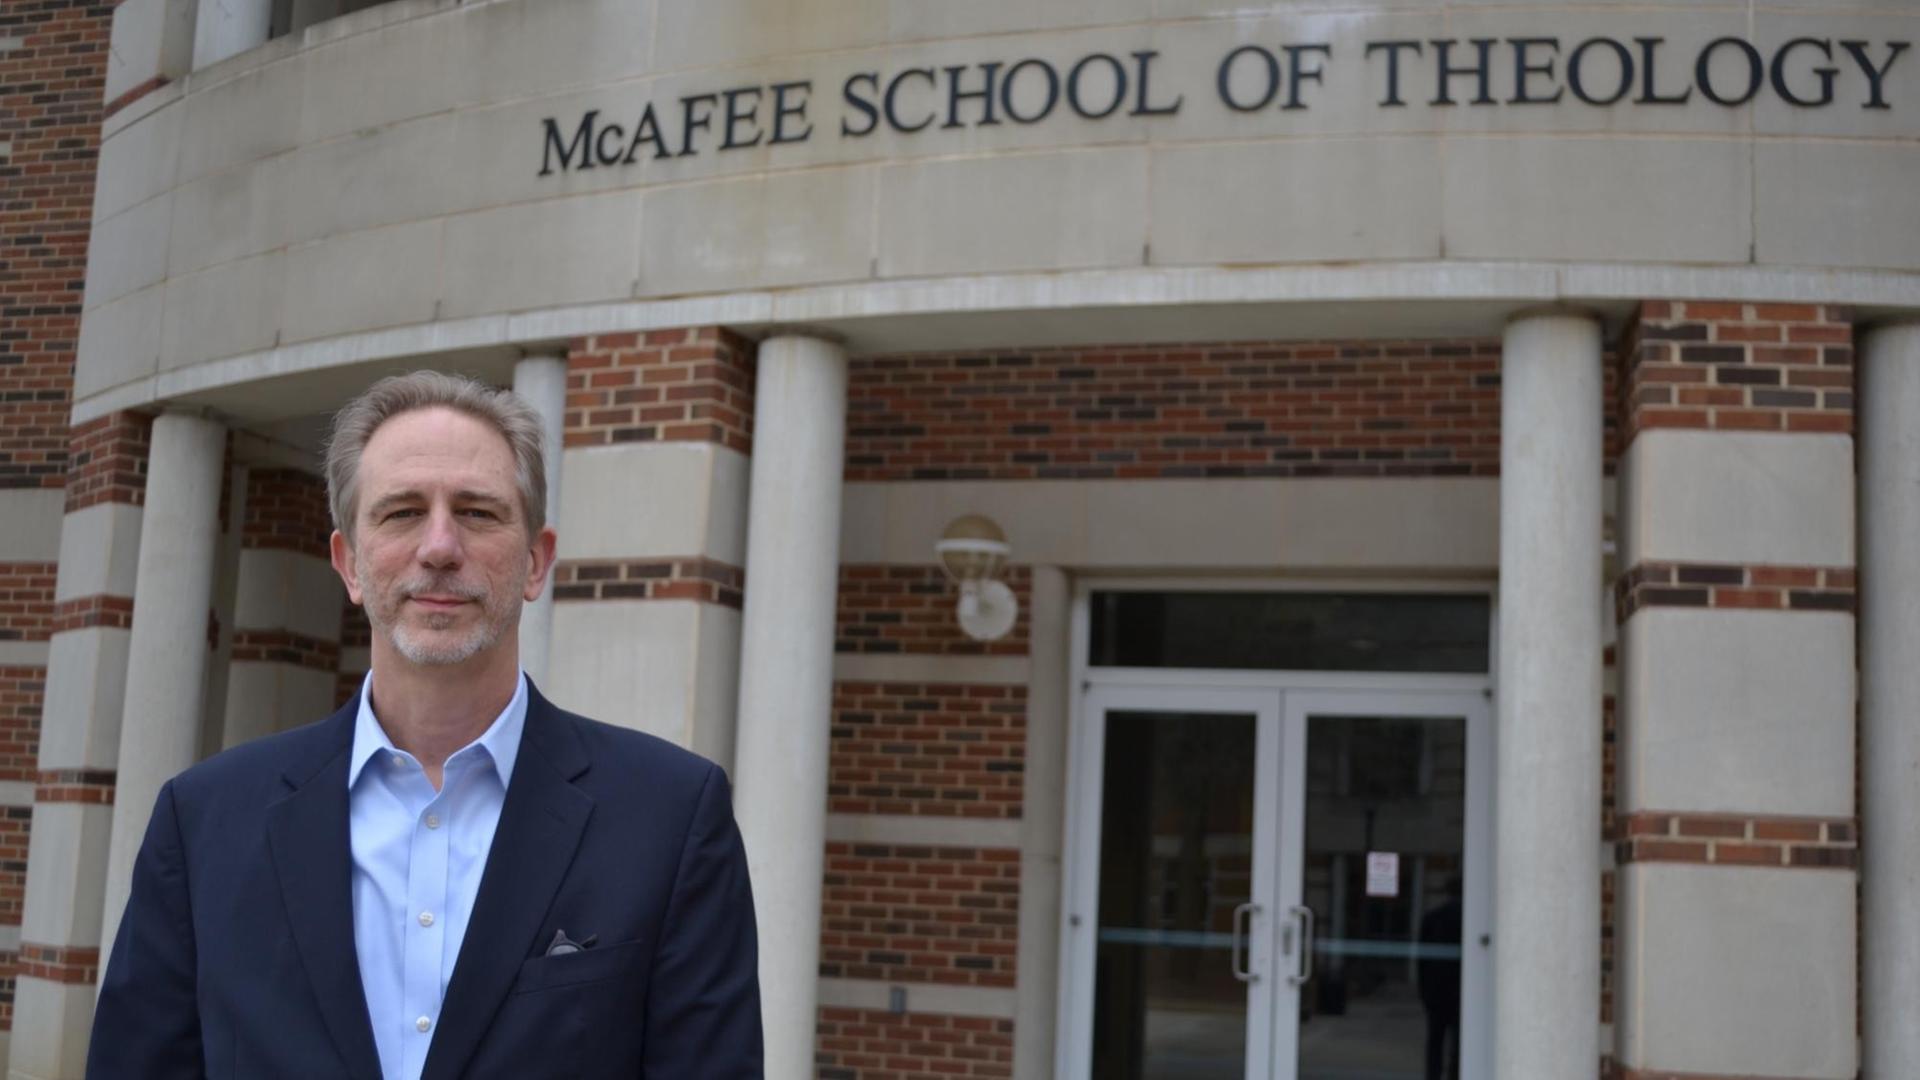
[1056,579,1497,1080]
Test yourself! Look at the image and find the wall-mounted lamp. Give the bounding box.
[935,514,1018,641]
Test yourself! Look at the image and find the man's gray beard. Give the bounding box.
[389,601,515,666]
[362,560,523,667]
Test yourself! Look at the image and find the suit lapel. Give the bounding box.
[265,705,385,1080]
[423,686,594,1080]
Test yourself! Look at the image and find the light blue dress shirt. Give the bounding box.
[346,672,527,1080]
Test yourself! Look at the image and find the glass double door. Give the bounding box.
[1064,685,1491,1080]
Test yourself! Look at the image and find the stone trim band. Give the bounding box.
[229,630,343,673]
[1612,1060,1835,1068]
[552,558,744,608]
[1616,812,1855,870]
[17,943,101,985]
[1615,562,1854,621]
[35,769,115,805]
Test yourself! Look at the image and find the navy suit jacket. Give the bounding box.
[88,684,762,1079]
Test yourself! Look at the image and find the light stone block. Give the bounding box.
[1753,14,1920,142]
[438,190,640,319]
[82,192,172,310]
[7,974,103,1079]
[1621,608,1855,817]
[840,477,1498,571]
[1442,136,1752,264]
[221,662,339,748]
[293,12,470,145]
[443,88,658,215]
[1149,139,1441,265]
[825,813,1023,850]
[546,600,740,760]
[648,0,886,72]
[1620,430,1854,568]
[1755,141,1920,273]
[0,489,66,561]
[556,442,749,564]
[280,219,443,344]
[637,168,875,295]
[462,0,659,114]
[19,803,114,947]
[0,642,49,667]
[53,503,146,602]
[282,119,461,246]
[164,154,294,278]
[232,548,344,641]
[39,629,131,771]
[876,150,1148,278]
[884,0,1153,42]
[159,250,286,369]
[94,97,181,222]
[102,0,191,109]
[104,0,169,105]
[689,603,742,773]
[1087,477,1432,568]
[816,977,1018,1020]
[74,283,164,401]
[174,55,303,186]
[1617,862,1857,1078]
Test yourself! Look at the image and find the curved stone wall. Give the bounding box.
[77,0,1920,414]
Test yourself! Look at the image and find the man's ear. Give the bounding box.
[524,525,558,602]
[330,530,364,605]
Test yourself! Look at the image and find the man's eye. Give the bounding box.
[384,509,421,522]
[459,508,498,520]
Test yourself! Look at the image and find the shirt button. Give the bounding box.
[418,910,435,928]
[415,1016,432,1034]
[424,813,441,829]
[389,754,406,769]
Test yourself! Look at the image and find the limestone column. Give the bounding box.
[731,334,849,1080]
[97,411,225,960]
[1859,320,1920,1077]
[190,0,271,68]
[513,352,567,688]
[1495,311,1603,1080]
[1013,566,1069,1079]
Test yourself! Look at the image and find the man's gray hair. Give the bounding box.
[324,371,548,541]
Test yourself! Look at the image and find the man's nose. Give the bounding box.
[416,507,464,567]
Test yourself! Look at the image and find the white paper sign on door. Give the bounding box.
[1365,851,1400,897]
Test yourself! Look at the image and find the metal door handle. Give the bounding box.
[1288,905,1315,986]
[1231,902,1260,983]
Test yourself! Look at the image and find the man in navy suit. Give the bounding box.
[88,372,762,1078]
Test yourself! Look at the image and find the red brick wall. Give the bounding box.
[0,668,43,784]
[243,468,331,559]
[0,563,55,643]
[845,340,1504,481]
[564,327,755,454]
[1619,301,1853,444]
[819,843,1020,988]
[836,566,1030,658]
[63,412,151,512]
[816,1009,1014,1080]
[0,0,109,493]
[830,683,1026,820]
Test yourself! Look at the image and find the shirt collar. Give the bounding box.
[346,670,528,790]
